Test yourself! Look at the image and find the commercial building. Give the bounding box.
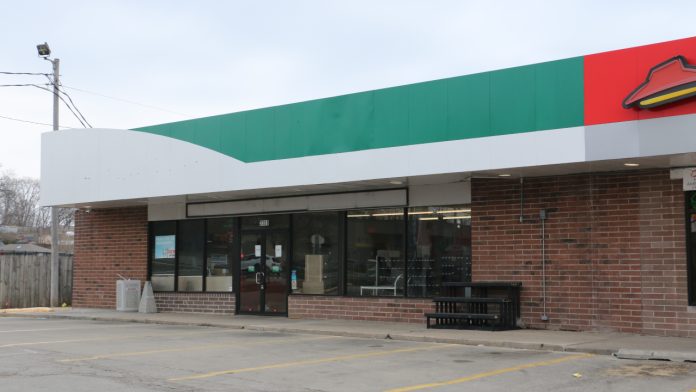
[42,36,696,337]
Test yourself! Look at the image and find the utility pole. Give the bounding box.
[37,42,60,307]
[50,57,60,307]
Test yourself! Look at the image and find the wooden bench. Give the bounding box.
[424,282,521,330]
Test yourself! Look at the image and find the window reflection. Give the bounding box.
[151,221,176,291]
[346,209,404,296]
[291,212,340,295]
[407,206,471,297]
[177,220,204,292]
[206,218,236,292]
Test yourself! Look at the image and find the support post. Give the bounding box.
[49,58,60,307]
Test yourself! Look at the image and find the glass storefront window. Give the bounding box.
[148,203,472,298]
[346,208,404,296]
[206,218,236,292]
[177,220,204,292]
[151,221,176,291]
[687,192,696,305]
[407,206,471,297]
[291,212,340,295]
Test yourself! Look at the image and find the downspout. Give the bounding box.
[519,178,525,223]
[540,209,549,321]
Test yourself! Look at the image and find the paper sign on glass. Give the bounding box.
[254,245,261,257]
[275,244,282,257]
[154,235,175,259]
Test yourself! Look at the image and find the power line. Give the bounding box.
[29,84,88,128]
[0,82,88,128]
[61,84,190,117]
[0,113,73,128]
[45,74,92,127]
[0,83,51,87]
[1,78,93,128]
[57,87,92,128]
[0,71,49,76]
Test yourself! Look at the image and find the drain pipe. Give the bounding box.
[519,178,525,223]
[540,209,549,322]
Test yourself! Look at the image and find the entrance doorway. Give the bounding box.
[238,229,290,314]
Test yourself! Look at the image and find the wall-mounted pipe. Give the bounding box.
[540,209,549,321]
[519,178,525,223]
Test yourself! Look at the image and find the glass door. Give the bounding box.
[239,231,263,313]
[238,229,290,314]
[264,230,289,313]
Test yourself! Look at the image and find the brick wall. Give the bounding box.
[472,169,696,337]
[73,207,148,308]
[154,292,235,314]
[288,295,434,323]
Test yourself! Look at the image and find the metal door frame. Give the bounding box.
[236,227,290,316]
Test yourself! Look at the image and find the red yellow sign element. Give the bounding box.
[623,55,696,109]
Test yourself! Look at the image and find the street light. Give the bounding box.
[37,41,60,307]
[36,42,51,57]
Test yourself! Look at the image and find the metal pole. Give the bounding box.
[49,58,60,307]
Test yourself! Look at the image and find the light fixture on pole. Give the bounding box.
[37,41,61,308]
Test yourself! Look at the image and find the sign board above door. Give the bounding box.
[186,189,408,217]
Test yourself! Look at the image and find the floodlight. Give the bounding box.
[37,42,51,57]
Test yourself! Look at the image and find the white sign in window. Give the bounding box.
[684,168,696,191]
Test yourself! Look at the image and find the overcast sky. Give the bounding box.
[1,0,696,179]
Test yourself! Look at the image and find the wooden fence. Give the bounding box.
[0,253,73,308]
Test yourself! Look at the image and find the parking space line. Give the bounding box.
[0,323,155,333]
[169,343,456,382]
[0,328,228,349]
[58,335,339,362]
[384,353,594,392]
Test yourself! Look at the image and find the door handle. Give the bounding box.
[255,272,265,285]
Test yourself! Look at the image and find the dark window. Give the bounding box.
[151,221,176,291]
[177,220,205,292]
[206,218,236,292]
[687,192,696,305]
[346,209,404,296]
[407,206,472,297]
[291,212,341,295]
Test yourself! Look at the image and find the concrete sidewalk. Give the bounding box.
[2,307,695,361]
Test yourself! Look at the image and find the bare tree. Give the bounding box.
[0,169,73,230]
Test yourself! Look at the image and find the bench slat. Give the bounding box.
[425,312,499,320]
[432,297,510,303]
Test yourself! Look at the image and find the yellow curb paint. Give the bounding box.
[169,343,456,382]
[0,307,53,313]
[0,328,226,349]
[384,353,594,392]
[58,335,338,362]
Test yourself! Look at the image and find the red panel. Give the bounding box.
[585,36,696,125]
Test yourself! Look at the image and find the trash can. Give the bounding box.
[116,279,141,312]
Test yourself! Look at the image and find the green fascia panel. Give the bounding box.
[134,56,584,162]
[373,87,409,148]
[446,72,491,140]
[218,113,246,161]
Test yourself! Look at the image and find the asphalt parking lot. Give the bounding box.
[0,317,695,391]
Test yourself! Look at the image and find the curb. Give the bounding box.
[614,349,696,362]
[8,312,693,360]
[0,312,610,355]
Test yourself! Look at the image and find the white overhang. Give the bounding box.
[40,113,696,209]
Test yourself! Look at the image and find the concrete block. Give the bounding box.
[138,281,158,314]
